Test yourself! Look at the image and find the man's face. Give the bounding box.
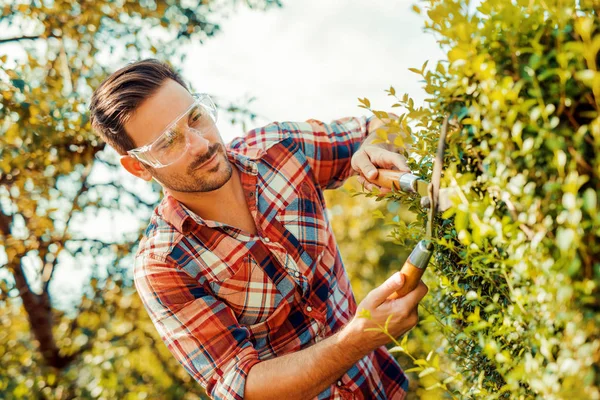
[124,79,233,193]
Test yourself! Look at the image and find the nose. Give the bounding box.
[186,128,210,157]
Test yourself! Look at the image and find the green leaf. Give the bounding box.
[372,209,385,219]
[400,334,408,348]
[419,367,437,377]
[358,97,371,108]
[388,345,405,353]
[425,382,443,390]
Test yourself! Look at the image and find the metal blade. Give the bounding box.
[426,116,449,238]
[415,179,429,197]
[420,188,455,212]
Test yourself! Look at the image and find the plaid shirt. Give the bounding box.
[134,117,409,399]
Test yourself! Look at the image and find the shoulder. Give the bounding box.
[133,207,189,285]
[136,214,181,260]
[134,208,215,287]
[227,122,293,153]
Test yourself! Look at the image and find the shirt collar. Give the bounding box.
[157,148,264,234]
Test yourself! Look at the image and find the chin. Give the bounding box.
[199,158,233,192]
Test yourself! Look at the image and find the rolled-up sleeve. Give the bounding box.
[240,116,372,190]
[134,253,260,399]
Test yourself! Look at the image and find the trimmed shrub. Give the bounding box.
[358,0,600,398]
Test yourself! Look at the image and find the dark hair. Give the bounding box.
[89,59,188,155]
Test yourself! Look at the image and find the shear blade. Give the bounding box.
[420,188,455,212]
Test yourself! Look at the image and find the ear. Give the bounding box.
[120,155,153,181]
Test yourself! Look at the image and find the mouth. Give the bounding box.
[192,149,220,171]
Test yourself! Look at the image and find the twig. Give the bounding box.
[42,163,93,292]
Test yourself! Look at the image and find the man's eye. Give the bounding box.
[166,131,180,145]
[190,111,203,125]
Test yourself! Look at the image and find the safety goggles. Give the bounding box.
[127,93,218,168]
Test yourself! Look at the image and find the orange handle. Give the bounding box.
[368,169,403,190]
[387,259,425,300]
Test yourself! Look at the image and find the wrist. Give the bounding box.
[336,319,373,359]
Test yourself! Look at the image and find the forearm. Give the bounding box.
[244,326,367,400]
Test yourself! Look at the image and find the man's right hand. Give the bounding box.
[244,271,427,400]
[341,272,428,353]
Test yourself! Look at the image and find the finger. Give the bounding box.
[414,281,429,300]
[369,272,405,306]
[374,151,410,172]
[356,176,370,191]
[371,185,392,196]
[357,175,378,193]
[389,281,428,309]
[356,175,367,188]
[352,151,378,180]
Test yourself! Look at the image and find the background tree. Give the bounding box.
[0,0,280,398]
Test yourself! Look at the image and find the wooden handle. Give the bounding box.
[368,169,402,190]
[387,259,425,300]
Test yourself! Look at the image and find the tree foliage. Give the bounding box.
[0,1,279,398]
[351,0,600,398]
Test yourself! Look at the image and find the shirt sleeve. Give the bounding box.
[134,253,261,400]
[238,116,373,190]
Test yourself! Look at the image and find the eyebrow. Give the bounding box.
[187,105,201,124]
[167,105,201,137]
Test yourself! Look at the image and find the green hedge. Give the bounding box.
[360,0,600,398]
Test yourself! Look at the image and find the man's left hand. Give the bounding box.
[351,144,411,195]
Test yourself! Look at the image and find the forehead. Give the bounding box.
[124,79,193,148]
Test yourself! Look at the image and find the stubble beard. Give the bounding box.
[152,144,234,193]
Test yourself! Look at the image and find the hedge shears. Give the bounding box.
[365,116,450,299]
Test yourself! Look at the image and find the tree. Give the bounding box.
[0,0,280,398]
[355,0,600,398]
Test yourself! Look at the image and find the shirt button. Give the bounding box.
[336,380,342,387]
[306,305,313,312]
[263,237,270,243]
[294,271,300,278]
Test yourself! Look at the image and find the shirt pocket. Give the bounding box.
[277,180,329,261]
[209,255,284,326]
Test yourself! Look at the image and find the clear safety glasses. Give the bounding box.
[127,93,218,168]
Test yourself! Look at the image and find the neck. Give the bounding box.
[168,167,247,223]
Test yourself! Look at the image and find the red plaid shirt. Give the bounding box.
[134,117,409,399]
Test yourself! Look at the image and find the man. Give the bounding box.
[89,59,428,400]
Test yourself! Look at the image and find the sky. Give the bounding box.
[183,0,445,143]
[3,0,446,311]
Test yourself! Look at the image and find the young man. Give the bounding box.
[89,59,428,400]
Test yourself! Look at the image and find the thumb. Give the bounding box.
[371,272,405,305]
[353,148,378,180]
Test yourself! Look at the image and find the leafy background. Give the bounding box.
[337,0,600,398]
[2,0,599,399]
